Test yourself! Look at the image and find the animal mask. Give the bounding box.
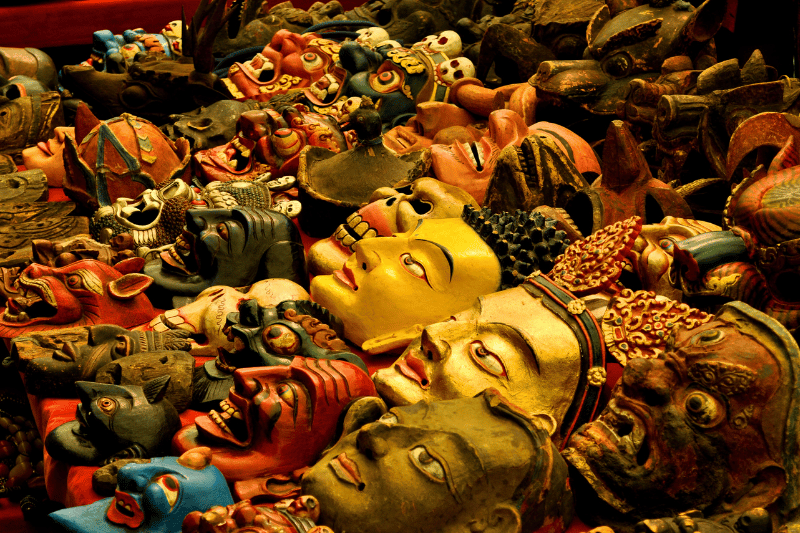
[0,258,156,339]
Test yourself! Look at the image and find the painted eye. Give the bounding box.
[154,474,180,509]
[469,341,506,376]
[370,69,402,93]
[659,238,675,251]
[684,390,724,427]
[602,52,632,78]
[691,329,725,346]
[277,383,296,407]
[301,52,324,71]
[261,324,301,355]
[409,446,445,482]
[66,275,82,288]
[400,253,427,280]
[114,336,131,356]
[216,223,229,240]
[97,397,117,415]
[378,412,398,425]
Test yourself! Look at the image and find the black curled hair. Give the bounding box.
[462,205,569,290]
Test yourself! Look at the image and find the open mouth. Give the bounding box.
[243,53,275,84]
[3,276,57,323]
[593,397,650,466]
[196,390,251,448]
[210,136,254,173]
[333,212,380,252]
[106,490,145,528]
[305,69,347,106]
[160,231,199,275]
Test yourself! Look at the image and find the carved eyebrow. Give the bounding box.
[416,239,454,281]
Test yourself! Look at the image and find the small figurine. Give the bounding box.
[45,377,180,465]
[49,448,234,533]
[302,389,575,533]
[172,358,377,501]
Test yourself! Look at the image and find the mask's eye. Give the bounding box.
[400,253,427,281]
[114,336,131,357]
[261,324,301,355]
[276,383,296,407]
[97,397,117,415]
[409,446,445,482]
[683,390,725,428]
[377,412,398,425]
[301,52,324,71]
[691,329,725,347]
[659,238,675,252]
[469,341,506,377]
[370,69,402,93]
[602,52,632,78]
[154,474,180,509]
[66,275,83,289]
[216,223,229,240]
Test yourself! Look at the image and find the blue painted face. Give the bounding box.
[50,455,234,533]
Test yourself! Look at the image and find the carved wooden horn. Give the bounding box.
[683,0,728,43]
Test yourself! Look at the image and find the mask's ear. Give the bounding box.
[728,464,786,514]
[531,413,557,436]
[109,273,153,299]
[336,397,387,441]
[468,504,521,533]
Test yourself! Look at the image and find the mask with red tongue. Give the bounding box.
[172,357,377,495]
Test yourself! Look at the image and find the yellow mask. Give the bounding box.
[310,218,501,348]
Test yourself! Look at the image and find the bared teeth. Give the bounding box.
[209,410,233,434]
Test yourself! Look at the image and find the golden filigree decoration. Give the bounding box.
[602,289,713,365]
[386,49,425,74]
[550,216,643,296]
[688,361,757,396]
[307,39,341,63]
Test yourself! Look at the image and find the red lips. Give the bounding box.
[396,354,430,389]
[333,265,358,290]
[106,490,145,528]
[330,452,363,486]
